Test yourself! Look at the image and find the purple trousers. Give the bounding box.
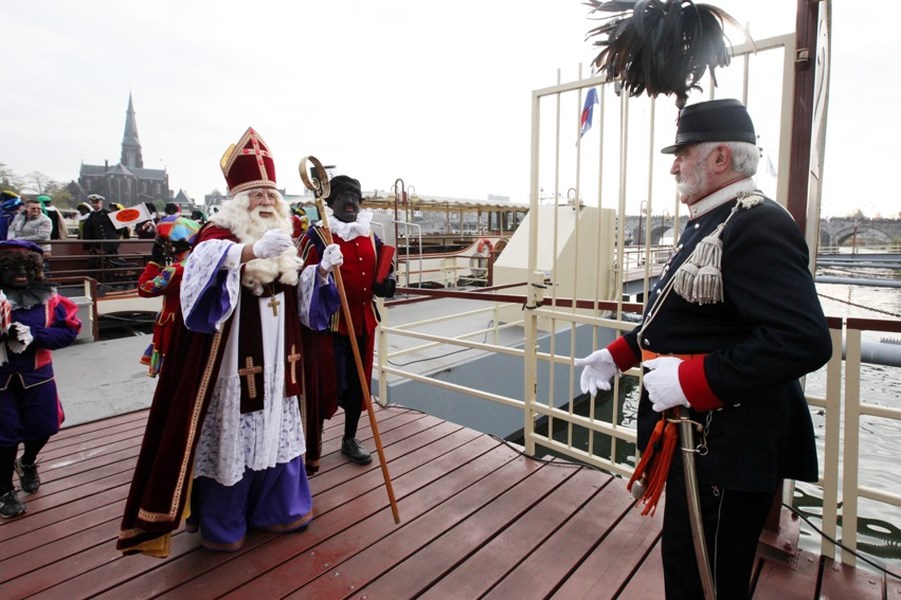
[0,378,60,446]
[189,455,313,551]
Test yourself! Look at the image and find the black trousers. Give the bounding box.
[334,334,366,440]
[661,468,775,600]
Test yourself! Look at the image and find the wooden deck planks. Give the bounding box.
[616,543,666,599]
[417,467,606,599]
[77,412,465,599]
[240,436,520,598]
[155,421,500,598]
[359,461,579,598]
[482,471,660,600]
[0,405,892,600]
[550,486,664,599]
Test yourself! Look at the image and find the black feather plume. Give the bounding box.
[585,0,748,109]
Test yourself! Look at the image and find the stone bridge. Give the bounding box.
[818,217,901,247]
[622,215,901,247]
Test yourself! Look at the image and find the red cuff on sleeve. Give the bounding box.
[678,357,725,411]
[607,336,639,372]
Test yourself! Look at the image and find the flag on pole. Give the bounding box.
[579,88,599,139]
[108,203,153,229]
[766,154,777,177]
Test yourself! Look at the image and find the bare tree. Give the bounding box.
[0,162,24,191]
[23,171,61,194]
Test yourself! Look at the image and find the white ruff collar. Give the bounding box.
[688,178,757,219]
[322,208,373,241]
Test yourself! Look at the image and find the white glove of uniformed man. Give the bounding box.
[643,356,690,413]
[574,348,618,396]
[320,243,344,273]
[252,230,295,259]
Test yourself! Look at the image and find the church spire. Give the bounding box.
[121,92,143,168]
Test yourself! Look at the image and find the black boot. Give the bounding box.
[0,488,25,519]
[341,397,371,464]
[16,437,47,494]
[341,437,372,465]
[15,458,40,494]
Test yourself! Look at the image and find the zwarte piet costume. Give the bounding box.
[298,175,395,475]
[0,240,81,519]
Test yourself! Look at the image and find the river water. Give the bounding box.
[800,266,901,568]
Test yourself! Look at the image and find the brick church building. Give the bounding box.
[67,93,173,206]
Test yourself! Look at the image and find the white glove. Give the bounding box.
[13,323,32,346]
[8,322,31,354]
[643,356,690,413]
[252,230,295,259]
[320,244,344,273]
[574,348,618,396]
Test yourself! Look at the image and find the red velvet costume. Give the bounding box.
[137,261,184,376]
[137,217,200,377]
[298,225,386,475]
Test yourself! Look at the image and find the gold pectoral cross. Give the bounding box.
[238,356,263,399]
[267,295,280,317]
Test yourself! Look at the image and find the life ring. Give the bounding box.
[476,238,494,255]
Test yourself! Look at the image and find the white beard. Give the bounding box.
[676,162,709,202]
[211,192,303,295]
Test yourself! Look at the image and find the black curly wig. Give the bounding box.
[0,248,45,283]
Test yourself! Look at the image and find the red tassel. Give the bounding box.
[628,411,680,517]
[640,421,677,515]
[627,417,664,492]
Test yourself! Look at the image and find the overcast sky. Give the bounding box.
[3,1,897,217]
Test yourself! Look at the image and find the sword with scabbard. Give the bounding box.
[677,406,716,600]
[299,155,401,524]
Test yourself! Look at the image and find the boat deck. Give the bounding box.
[1,406,893,599]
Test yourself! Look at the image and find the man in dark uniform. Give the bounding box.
[82,194,121,255]
[576,99,831,599]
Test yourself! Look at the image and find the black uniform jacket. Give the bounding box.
[607,179,831,492]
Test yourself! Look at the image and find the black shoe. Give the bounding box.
[0,488,26,519]
[15,457,40,494]
[341,438,372,465]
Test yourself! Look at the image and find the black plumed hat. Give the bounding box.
[661,99,756,154]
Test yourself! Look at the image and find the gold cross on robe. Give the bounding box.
[238,356,263,399]
[267,295,280,317]
[287,344,301,385]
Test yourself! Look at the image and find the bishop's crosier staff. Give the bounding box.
[299,155,400,524]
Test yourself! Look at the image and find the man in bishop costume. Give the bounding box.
[117,127,344,556]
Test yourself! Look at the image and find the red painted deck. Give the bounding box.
[0,406,892,599]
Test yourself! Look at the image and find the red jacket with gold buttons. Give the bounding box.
[299,226,384,337]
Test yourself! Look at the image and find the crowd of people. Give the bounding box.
[0,189,212,274]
